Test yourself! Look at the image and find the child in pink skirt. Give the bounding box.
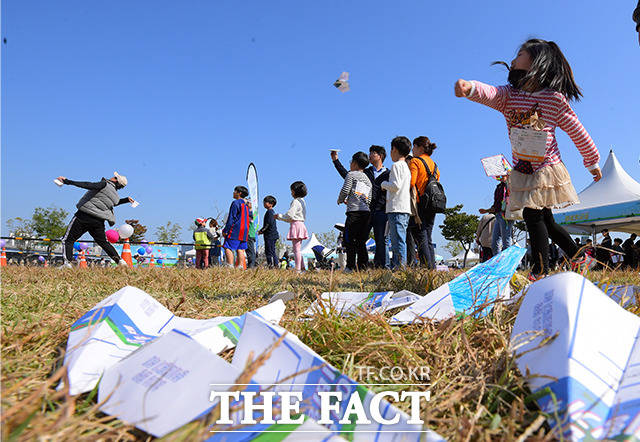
[276,181,308,271]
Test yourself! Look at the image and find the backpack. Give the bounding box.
[417,157,447,213]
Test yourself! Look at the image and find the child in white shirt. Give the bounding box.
[381,136,412,269]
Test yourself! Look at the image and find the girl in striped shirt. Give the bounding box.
[455,38,601,279]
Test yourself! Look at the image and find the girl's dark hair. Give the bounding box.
[391,136,411,157]
[412,136,437,156]
[263,195,277,206]
[290,181,307,198]
[234,185,249,198]
[351,152,370,170]
[494,39,582,101]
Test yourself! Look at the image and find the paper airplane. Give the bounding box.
[232,314,445,441]
[390,246,526,324]
[511,273,640,440]
[333,72,350,92]
[61,286,285,395]
[98,329,345,440]
[304,290,422,317]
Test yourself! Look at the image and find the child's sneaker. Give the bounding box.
[570,256,588,273]
[527,273,545,283]
[117,260,129,268]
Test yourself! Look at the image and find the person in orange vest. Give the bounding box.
[57,172,133,268]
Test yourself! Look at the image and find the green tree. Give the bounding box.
[513,220,527,243]
[444,240,463,258]
[156,222,182,243]
[31,206,69,253]
[5,217,36,252]
[316,231,338,249]
[439,204,479,267]
[125,219,147,243]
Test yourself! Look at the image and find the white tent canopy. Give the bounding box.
[446,250,479,266]
[300,233,323,258]
[554,150,640,235]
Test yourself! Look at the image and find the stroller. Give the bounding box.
[311,245,337,270]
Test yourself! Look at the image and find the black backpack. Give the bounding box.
[417,157,446,213]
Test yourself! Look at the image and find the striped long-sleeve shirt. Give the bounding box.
[467,81,600,172]
[338,171,372,212]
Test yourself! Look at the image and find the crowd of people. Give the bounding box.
[50,37,640,278]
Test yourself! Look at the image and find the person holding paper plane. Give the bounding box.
[56,173,132,268]
[455,38,601,280]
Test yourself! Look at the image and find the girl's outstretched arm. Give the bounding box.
[556,94,601,180]
[455,79,508,113]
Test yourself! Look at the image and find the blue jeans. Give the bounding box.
[388,213,410,269]
[370,210,389,268]
[491,212,513,255]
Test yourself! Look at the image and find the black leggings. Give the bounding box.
[523,207,578,275]
[62,213,121,263]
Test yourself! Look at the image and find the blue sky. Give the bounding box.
[2,1,639,255]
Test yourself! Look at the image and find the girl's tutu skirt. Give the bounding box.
[508,162,579,211]
[287,221,308,241]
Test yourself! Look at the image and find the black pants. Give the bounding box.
[409,208,436,269]
[481,247,493,263]
[264,237,278,267]
[523,207,578,275]
[406,218,418,266]
[345,211,370,270]
[63,212,121,263]
[370,210,388,268]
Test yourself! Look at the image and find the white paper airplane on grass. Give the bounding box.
[60,286,285,395]
[333,71,350,92]
[303,290,422,317]
[390,246,526,324]
[98,329,345,440]
[231,314,445,441]
[511,273,640,441]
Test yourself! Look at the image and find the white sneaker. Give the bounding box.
[60,262,73,269]
[117,260,129,268]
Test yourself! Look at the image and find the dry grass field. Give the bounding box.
[1,266,639,441]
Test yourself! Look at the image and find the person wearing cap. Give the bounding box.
[193,218,215,269]
[57,172,133,267]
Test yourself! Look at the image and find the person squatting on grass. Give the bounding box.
[455,38,601,279]
[193,218,215,269]
[258,195,279,268]
[381,136,412,269]
[58,172,132,267]
[337,152,373,272]
[332,145,390,268]
[276,181,308,272]
[222,185,252,269]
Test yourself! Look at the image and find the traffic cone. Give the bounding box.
[121,239,133,268]
[0,247,6,267]
[149,254,155,268]
[44,258,49,268]
[78,250,88,268]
